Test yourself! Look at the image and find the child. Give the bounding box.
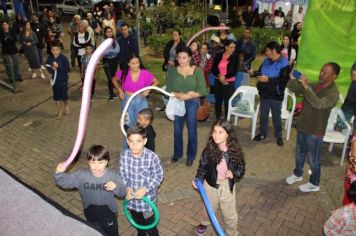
[193,119,245,236]
[54,145,126,236]
[81,44,96,100]
[119,126,163,236]
[138,108,156,152]
[190,41,201,66]
[344,140,356,205]
[46,41,70,118]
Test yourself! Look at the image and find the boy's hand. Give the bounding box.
[225,170,233,179]
[52,62,58,70]
[104,181,117,191]
[126,187,135,200]
[134,187,147,199]
[55,162,66,173]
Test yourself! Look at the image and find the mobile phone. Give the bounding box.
[292,70,302,80]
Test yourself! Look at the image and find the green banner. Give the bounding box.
[297,0,356,96]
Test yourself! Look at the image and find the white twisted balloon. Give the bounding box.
[120,86,174,137]
[62,38,113,169]
[186,26,230,46]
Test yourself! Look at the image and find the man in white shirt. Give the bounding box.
[292,6,304,26]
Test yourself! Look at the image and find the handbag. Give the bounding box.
[193,67,211,121]
[196,97,211,121]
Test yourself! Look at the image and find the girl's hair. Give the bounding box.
[224,39,236,48]
[120,54,146,84]
[349,181,356,204]
[87,145,110,162]
[190,40,200,50]
[173,29,182,36]
[103,26,117,48]
[104,26,113,38]
[21,21,31,34]
[292,22,302,31]
[203,119,244,166]
[176,46,194,67]
[281,34,292,60]
[201,42,210,51]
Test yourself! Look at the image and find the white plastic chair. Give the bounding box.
[267,88,296,140]
[281,88,296,141]
[323,107,352,166]
[227,86,260,139]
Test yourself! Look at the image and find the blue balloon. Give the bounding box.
[195,179,226,236]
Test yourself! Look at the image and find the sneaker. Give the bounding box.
[285,174,302,185]
[112,94,118,99]
[299,182,320,192]
[41,65,46,70]
[253,133,266,142]
[28,68,32,72]
[277,137,284,146]
[196,224,208,236]
[108,96,114,102]
[40,73,45,79]
[31,73,37,79]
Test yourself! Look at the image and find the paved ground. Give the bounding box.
[0,29,347,236]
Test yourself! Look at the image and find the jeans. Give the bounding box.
[103,58,119,97]
[259,98,282,138]
[3,54,21,84]
[70,43,77,67]
[121,93,148,128]
[173,98,199,161]
[293,131,323,186]
[37,47,44,65]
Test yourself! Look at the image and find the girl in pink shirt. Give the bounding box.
[112,54,159,128]
[193,119,245,236]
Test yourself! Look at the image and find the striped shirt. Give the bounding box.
[119,148,163,215]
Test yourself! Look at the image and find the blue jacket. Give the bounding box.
[257,56,290,101]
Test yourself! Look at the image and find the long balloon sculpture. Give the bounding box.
[186,26,230,46]
[62,38,114,169]
[195,179,226,236]
[120,86,174,137]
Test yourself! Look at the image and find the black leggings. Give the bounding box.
[129,210,159,236]
[214,80,235,119]
[103,58,119,97]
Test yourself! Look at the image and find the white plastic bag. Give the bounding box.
[166,97,186,121]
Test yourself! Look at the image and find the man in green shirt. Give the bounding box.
[285,62,340,192]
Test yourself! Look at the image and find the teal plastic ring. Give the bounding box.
[123,196,160,230]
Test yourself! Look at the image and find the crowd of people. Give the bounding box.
[231,5,305,30]
[1,2,356,236]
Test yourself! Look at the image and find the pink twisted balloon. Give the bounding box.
[186,26,230,46]
[62,38,113,169]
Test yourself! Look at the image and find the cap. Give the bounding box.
[210,35,221,44]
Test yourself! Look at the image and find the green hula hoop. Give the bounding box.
[123,196,160,230]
